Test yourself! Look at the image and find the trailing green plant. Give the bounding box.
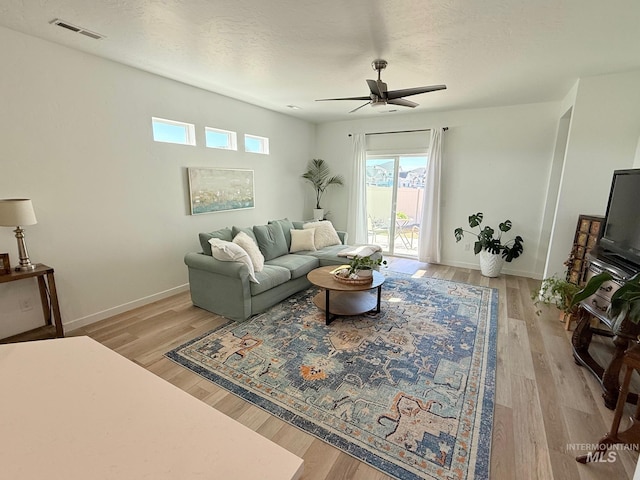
[301,158,344,209]
[531,275,581,317]
[454,212,524,262]
[570,271,640,331]
[348,255,387,276]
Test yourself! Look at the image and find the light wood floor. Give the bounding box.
[69,258,639,480]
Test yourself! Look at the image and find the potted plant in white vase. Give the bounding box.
[454,212,524,277]
[301,158,344,221]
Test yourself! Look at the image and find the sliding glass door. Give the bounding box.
[366,154,427,257]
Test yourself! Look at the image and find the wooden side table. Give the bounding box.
[0,264,64,340]
[577,342,640,463]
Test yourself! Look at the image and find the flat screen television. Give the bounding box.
[598,168,640,271]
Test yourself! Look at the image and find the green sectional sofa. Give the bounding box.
[184,218,369,321]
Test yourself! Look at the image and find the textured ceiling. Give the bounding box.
[2,0,640,123]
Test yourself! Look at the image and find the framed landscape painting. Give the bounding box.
[188,167,255,215]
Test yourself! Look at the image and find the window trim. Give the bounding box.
[244,134,270,155]
[205,127,238,150]
[152,117,196,146]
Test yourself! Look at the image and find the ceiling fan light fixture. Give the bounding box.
[315,59,446,114]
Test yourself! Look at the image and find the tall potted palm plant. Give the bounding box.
[301,158,344,220]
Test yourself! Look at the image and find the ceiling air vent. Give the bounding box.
[50,19,105,40]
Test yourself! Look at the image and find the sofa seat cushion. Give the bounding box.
[301,244,350,265]
[250,265,291,296]
[266,254,319,279]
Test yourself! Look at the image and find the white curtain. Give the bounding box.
[347,133,368,244]
[419,127,444,263]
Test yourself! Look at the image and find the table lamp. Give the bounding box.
[0,199,38,271]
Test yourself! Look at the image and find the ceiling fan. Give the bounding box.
[316,59,446,113]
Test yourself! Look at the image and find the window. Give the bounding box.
[152,117,196,145]
[244,134,269,154]
[205,127,237,150]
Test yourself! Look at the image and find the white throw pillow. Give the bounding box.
[209,238,259,283]
[233,231,265,272]
[303,220,341,250]
[290,228,316,253]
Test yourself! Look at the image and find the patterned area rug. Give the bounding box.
[167,271,497,480]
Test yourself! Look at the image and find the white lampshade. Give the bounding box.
[0,199,38,227]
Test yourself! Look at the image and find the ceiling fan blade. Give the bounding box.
[386,85,447,100]
[366,79,388,98]
[316,95,371,102]
[349,101,371,113]
[388,98,418,108]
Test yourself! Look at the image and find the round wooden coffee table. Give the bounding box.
[307,265,385,325]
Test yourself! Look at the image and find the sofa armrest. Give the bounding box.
[184,252,247,278]
[184,252,252,321]
[337,231,348,244]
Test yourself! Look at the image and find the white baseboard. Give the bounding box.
[444,260,540,280]
[65,284,190,332]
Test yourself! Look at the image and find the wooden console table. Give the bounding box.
[0,263,64,340]
[572,253,639,409]
[577,342,640,463]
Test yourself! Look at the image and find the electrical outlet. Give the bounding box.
[464,243,471,251]
[19,297,34,312]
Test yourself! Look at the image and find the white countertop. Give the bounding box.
[0,336,304,480]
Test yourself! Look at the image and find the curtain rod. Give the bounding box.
[348,127,447,137]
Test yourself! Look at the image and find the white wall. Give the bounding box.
[315,102,560,279]
[544,70,640,278]
[0,26,314,337]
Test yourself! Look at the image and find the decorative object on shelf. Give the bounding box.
[0,253,10,275]
[301,158,344,221]
[454,212,524,277]
[564,214,603,285]
[187,167,255,214]
[0,199,38,271]
[331,255,387,284]
[531,275,581,329]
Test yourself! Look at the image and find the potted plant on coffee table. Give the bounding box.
[333,255,387,283]
[301,158,344,221]
[454,212,524,277]
[347,255,387,278]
